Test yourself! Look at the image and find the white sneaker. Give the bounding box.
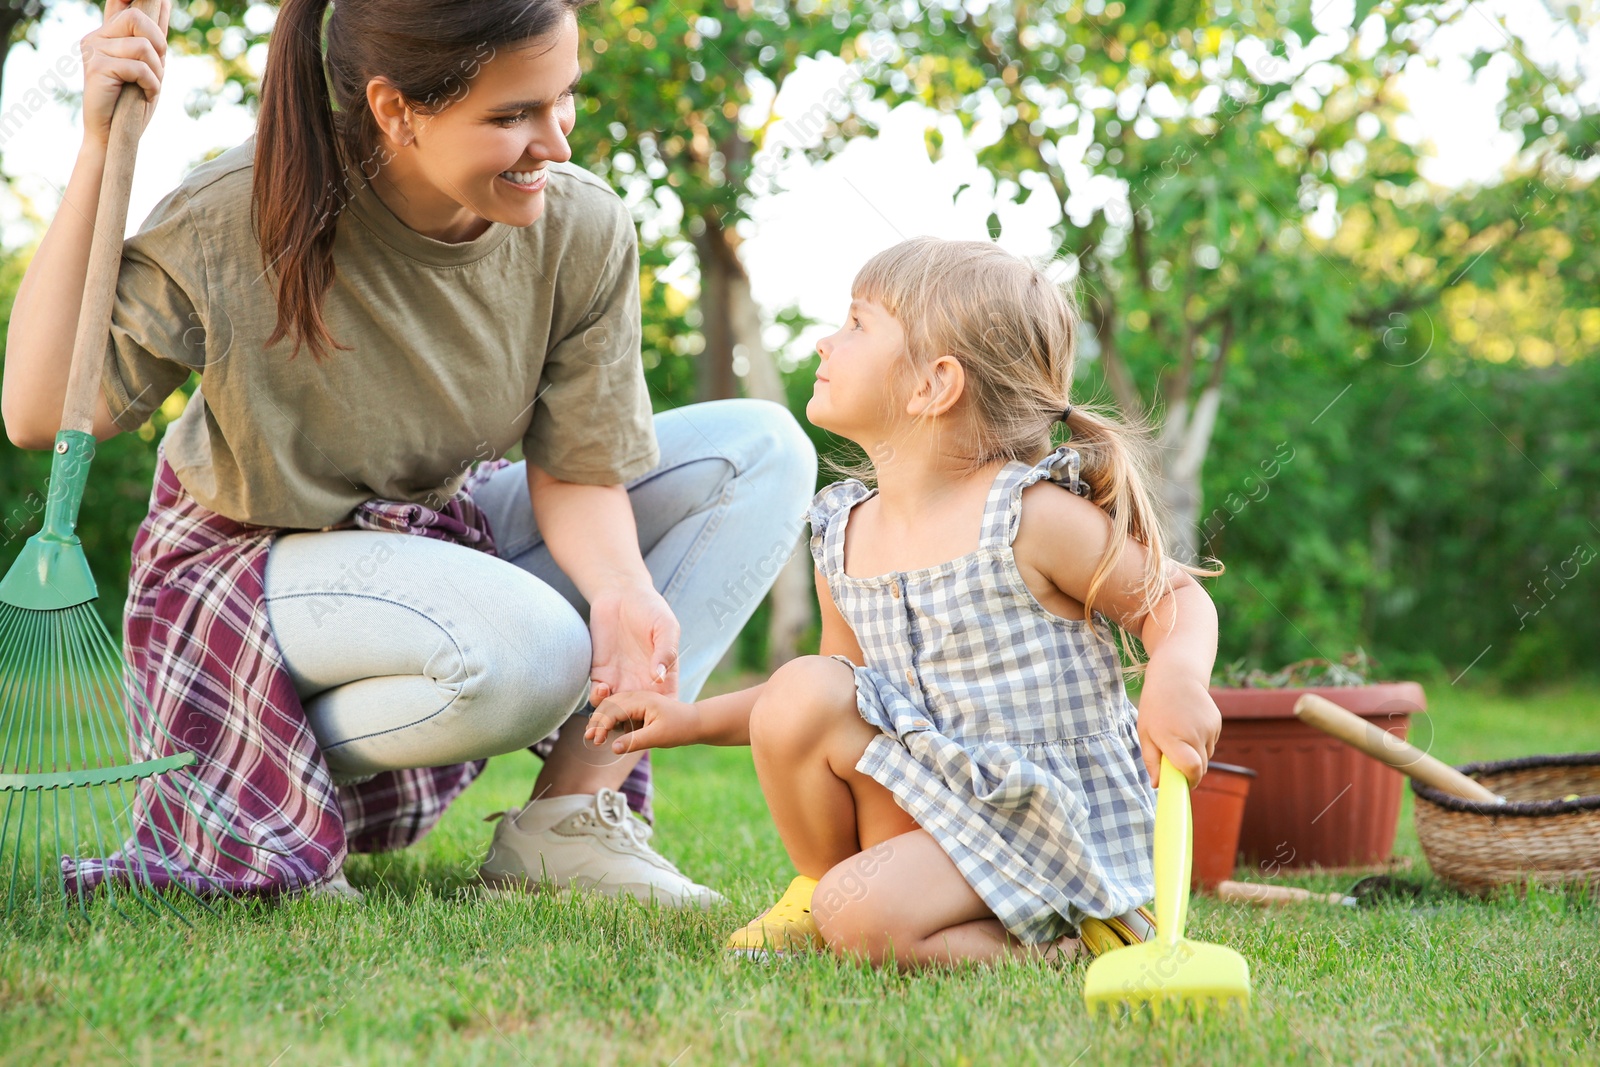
[303,864,364,902]
[478,787,726,909]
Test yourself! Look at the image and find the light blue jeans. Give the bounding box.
[262,398,817,780]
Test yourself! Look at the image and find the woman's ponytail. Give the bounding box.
[253,0,351,362]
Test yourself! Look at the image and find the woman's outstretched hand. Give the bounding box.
[584,581,680,709]
[584,693,703,753]
[1135,672,1220,789]
[80,0,172,147]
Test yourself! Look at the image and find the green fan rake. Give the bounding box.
[0,0,250,923]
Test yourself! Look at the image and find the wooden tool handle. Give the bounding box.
[1216,880,1353,907]
[60,0,165,435]
[1293,694,1502,804]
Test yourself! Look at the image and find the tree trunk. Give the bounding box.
[692,225,738,405]
[1155,383,1221,566]
[692,212,813,671]
[1099,299,1229,567]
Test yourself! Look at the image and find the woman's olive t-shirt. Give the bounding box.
[102,135,660,530]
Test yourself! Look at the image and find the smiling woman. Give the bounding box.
[1,0,817,907]
[255,0,592,355]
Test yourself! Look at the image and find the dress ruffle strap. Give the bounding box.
[806,479,873,578]
[994,445,1089,546]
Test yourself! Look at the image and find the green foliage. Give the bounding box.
[573,1,855,227]
[848,1,1600,683]
[576,1,858,418]
[1215,648,1378,689]
[1195,330,1600,687]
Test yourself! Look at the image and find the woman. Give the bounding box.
[1,0,815,904]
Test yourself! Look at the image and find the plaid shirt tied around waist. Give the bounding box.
[63,446,652,896]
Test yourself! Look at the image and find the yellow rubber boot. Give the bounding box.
[725,875,821,960]
[1078,905,1158,959]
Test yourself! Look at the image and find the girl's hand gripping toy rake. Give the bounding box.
[1083,755,1253,1016]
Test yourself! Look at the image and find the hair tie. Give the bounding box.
[1058,405,1073,424]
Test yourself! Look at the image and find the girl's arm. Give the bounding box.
[582,684,754,752]
[2,1,168,448]
[1128,576,1221,786]
[1013,483,1221,787]
[587,565,866,751]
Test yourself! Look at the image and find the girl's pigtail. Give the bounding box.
[1064,403,1224,674]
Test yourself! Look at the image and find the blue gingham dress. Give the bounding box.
[808,444,1157,944]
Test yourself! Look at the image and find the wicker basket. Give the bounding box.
[1412,752,1600,896]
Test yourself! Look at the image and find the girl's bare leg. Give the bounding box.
[748,655,1078,970]
[748,655,918,878]
[812,829,1081,971]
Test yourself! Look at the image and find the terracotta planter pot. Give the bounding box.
[1190,762,1256,891]
[1207,683,1425,870]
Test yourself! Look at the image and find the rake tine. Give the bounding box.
[27,614,54,909]
[43,605,266,919]
[47,615,64,907]
[118,780,197,925]
[28,607,178,921]
[96,776,165,922]
[13,610,46,913]
[35,604,65,915]
[0,609,36,914]
[61,608,114,916]
[80,629,146,921]
[128,737,246,921]
[60,614,96,922]
[163,772,259,901]
[142,776,223,919]
[100,786,165,922]
[64,614,158,920]
[8,610,50,917]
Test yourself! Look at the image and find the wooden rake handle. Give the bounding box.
[1293,693,1503,804]
[1216,879,1355,907]
[60,0,165,435]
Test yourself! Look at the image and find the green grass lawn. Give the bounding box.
[3,677,1599,1065]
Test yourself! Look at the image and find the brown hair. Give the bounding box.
[833,236,1224,672]
[253,0,593,360]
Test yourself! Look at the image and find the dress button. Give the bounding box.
[905,668,916,687]
[890,583,901,599]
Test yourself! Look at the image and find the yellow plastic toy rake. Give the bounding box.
[1083,755,1252,1017]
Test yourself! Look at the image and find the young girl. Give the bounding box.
[584,237,1224,969]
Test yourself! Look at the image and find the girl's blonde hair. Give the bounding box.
[827,236,1223,674]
